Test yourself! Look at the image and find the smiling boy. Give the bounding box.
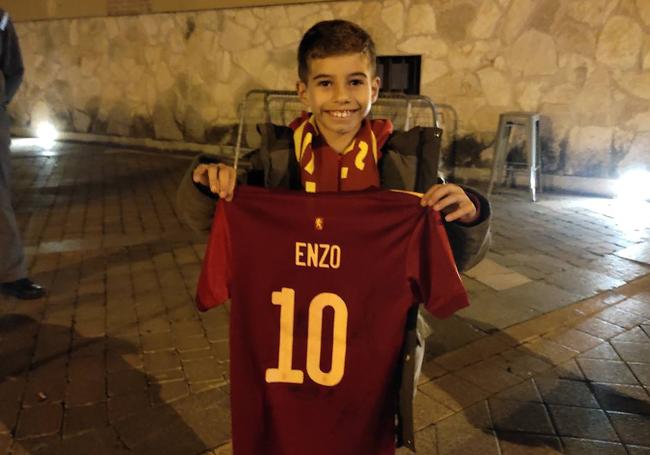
[177,20,491,451]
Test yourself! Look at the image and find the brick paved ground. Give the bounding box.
[1,141,649,454]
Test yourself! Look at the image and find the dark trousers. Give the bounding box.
[0,112,26,282]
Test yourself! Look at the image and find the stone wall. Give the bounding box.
[10,0,650,178]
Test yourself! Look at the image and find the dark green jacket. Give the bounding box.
[176,124,491,452]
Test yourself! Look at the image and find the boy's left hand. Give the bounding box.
[421,183,478,224]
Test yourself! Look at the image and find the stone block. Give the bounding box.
[507,30,557,76]
[15,403,63,439]
[596,15,643,70]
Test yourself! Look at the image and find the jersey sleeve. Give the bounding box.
[407,209,470,318]
[196,201,232,311]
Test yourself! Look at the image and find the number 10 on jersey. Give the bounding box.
[265,287,348,387]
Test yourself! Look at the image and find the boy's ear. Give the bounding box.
[296,80,310,108]
[371,76,381,103]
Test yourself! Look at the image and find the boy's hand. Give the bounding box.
[192,163,236,201]
[421,183,478,224]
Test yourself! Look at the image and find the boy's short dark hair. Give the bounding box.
[298,20,376,82]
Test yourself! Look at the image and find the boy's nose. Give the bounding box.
[332,85,351,103]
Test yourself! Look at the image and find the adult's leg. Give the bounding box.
[0,112,27,283]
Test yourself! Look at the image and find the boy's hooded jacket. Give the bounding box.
[176,122,491,451]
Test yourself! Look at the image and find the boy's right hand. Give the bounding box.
[192,163,236,201]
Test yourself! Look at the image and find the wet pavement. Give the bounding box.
[1,141,649,455]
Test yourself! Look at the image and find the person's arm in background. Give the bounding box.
[0,11,24,105]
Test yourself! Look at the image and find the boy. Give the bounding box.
[177,20,490,452]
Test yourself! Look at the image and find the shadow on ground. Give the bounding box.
[422,316,650,452]
[0,314,230,455]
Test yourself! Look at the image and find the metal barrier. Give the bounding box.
[231,89,445,172]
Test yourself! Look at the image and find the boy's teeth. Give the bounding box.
[330,110,352,118]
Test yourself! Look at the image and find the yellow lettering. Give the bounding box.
[295,242,342,269]
[307,242,319,268]
[295,242,306,266]
[265,288,305,384]
[330,245,341,269]
[306,293,348,386]
[318,244,330,268]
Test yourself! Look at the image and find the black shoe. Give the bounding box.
[1,278,46,300]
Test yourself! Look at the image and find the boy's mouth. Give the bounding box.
[325,109,359,119]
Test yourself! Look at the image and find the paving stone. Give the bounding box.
[612,327,650,343]
[611,341,650,363]
[615,299,650,319]
[579,343,621,361]
[607,411,650,446]
[546,328,604,353]
[63,402,108,438]
[150,380,190,404]
[597,307,649,330]
[0,400,20,434]
[67,355,105,383]
[548,405,619,441]
[107,392,150,424]
[182,359,227,383]
[537,359,586,381]
[458,295,542,330]
[107,370,148,397]
[493,379,542,403]
[535,378,599,408]
[574,318,628,340]
[435,402,500,455]
[456,359,522,393]
[497,433,562,454]
[176,335,210,352]
[496,348,554,379]
[576,359,639,385]
[524,338,579,365]
[544,269,625,299]
[189,381,226,394]
[141,332,175,352]
[590,383,650,415]
[64,377,107,406]
[561,437,627,455]
[412,392,455,431]
[423,315,487,358]
[15,403,63,439]
[143,351,182,373]
[628,363,650,386]
[628,446,650,455]
[489,399,554,434]
[0,434,9,454]
[419,374,491,412]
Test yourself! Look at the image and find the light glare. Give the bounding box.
[615,169,650,201]
[35,122,58,149]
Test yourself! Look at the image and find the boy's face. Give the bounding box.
[297,53,380,141]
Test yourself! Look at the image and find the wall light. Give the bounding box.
[615,168,650,201]
[35,121,58,149]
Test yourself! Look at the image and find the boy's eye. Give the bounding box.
[349,79,365,86]
[317,80,332,87]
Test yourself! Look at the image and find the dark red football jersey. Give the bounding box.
[197,186,469,455]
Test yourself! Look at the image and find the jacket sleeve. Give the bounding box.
[175,155,221,234]
[175,150,267,234]
[381,127,491,272]
[1,13,24,105]
[445,186,491,272]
